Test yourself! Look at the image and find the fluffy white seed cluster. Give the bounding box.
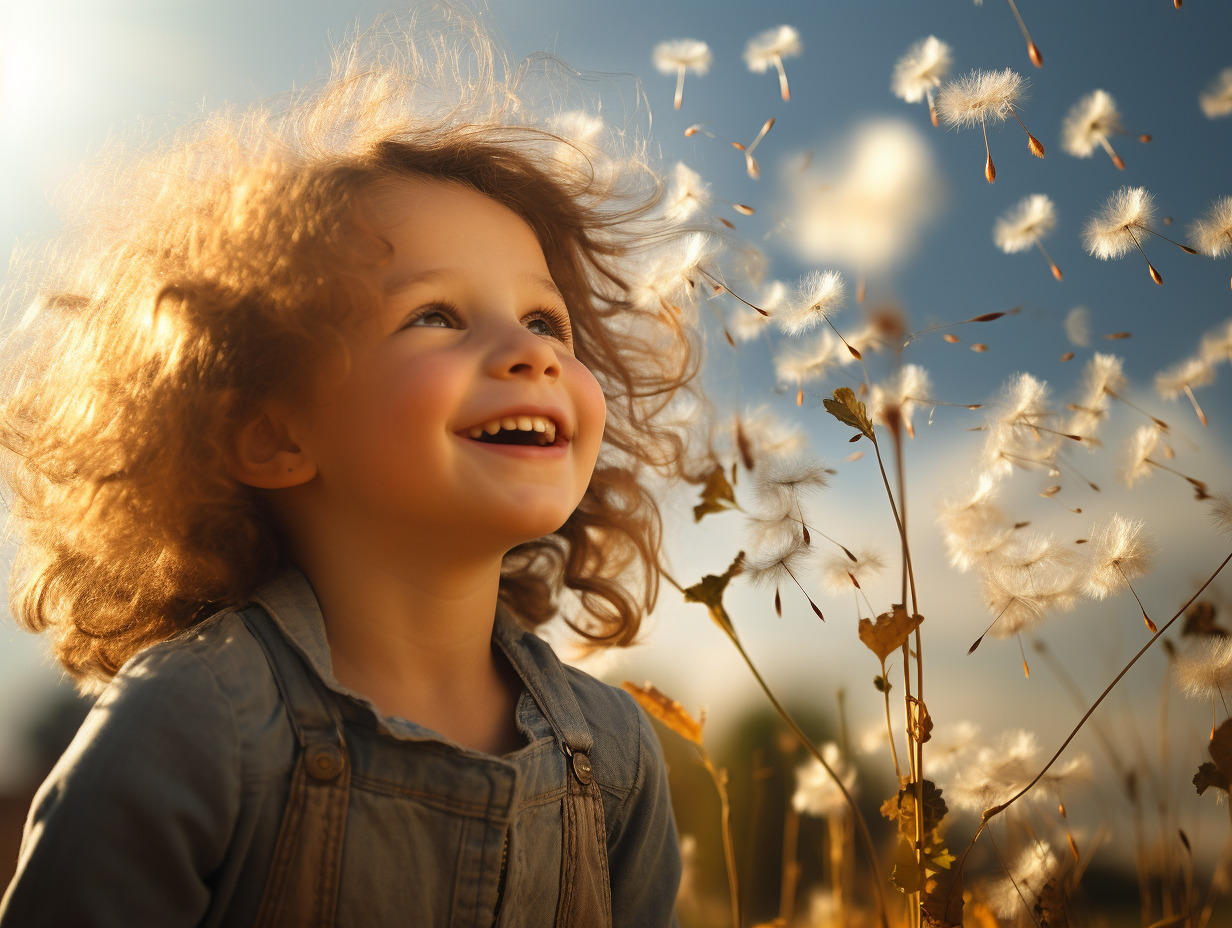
[891,35,953,103]
[994,193,1057,253]
[743,25,802,72]
[776,270,846,337]
[1189,196,1232,257]
[1199,67,1232,118]
[652,38,712,74]
[1084,514,1156,599]
[1173,637,1232,700]
[936,68,1026,129]
[1082,186,1155,259]
[792,743,857,818]
[1061,89,1124,157]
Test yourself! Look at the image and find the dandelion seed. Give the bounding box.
[1199,67,1232,119]
[1174,637,1232,701]
[1003,0,1043,68]
[1189,196,1232,290]
[730,281,784,344]
[940,473,1014,571]
[1064,306,1091,348]
[1083,186,1196,284]
[1084,514,1156,603]
[1121,425,1159,488]
[792,743,857,817]
[1155,356,1215,426]
[977,536,1081,641]
[744,25,802,102]
[936,68,1040,183]
[631,233,721,317]
[776,270,846,337]
[1211,490,1232,537]
[872,364,933,438]
[821,547,886,595]
[985,843,1064,920]
[925,721,981,774]
[1062,90,1137,170]
[948,730,1088,813]
[981,373,1064,479]
[774,331,843,404]
[732,403,808,461]
[663,162,711,225]
[653,38,712,110]
[1066,353,1125,448]
[755,455,832,511]
[745,534,809,589]
[1199,319,1232,366]
[994,193,1062,280]
[891,35,953,127]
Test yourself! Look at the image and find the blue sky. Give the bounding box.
[2,0,1231,868]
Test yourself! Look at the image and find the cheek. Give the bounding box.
[568,358,607,451]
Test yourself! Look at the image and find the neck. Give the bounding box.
[282,507,524,754]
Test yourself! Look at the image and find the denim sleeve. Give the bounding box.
[0,646,241,927]
[606,696,682,928]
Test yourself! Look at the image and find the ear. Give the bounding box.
[231,406,317,489]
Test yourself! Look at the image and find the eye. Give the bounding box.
[405,303,460,329]
[524,306,573,343]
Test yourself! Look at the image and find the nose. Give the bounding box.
[484,320,562,382]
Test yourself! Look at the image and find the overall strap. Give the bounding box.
[240,605,351,928]
[507,629,613,928]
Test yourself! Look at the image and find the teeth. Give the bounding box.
[468,415,559,445]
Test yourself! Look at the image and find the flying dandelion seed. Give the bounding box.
[774,331,844,405]
[1174,637,1232,701]
[653,38,711,110]
[976,539,1081,644]
[792,744,857,817]
[936,68,1042,183]
[1121,425,1161,487]
[730,281,783,344]
[663,162,710,225]
[744,25,801,102]
[1200,319,1232,366]
[732,117,775,179]
[1199,67,1232,118]
[994,193,1062,280]
[821,547,886,595]
[1189,195,1232,290]
[985,844,1065,921]
[1082,186,1195,284]
[891,35,953,127]
[1003,0,1044,68]
[1064,306,1091,348]
[947,730,1088,812]
[776,270,846,337]
[981,373,1065,479]
[871,364,933,438]
[755,454,832,511]
[631,232,721,317]
[1062,89,1139,170]
[1155,356,1215,426]
[1065,353,1125,448]
[940,473,1014,571]
[1084,514,1156,623]
[1211,489,1232,537]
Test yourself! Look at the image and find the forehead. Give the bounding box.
[360,177,552,286]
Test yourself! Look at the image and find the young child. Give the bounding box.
[0,14,700,927]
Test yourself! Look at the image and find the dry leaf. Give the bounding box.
[907,695,934,744]
[693,463,737,522]
[858,605,924,662]
[683,552,744,639]
[823,387,875,440]
[921,862,965,928]
[621,681,703,744]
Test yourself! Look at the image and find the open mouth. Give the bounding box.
[465,415,559,447]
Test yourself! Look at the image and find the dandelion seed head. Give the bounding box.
[1174,636,1232,700]
[1065,306,1092,348]
[981,374,1061,478]
[947,729,1037,812]
[733,403,807,460]
[790,120,943,274]
[1080,352,1126,405]
[985,843,1063,919]
[872,364,932,435]
[631,232,719,315]
[1082,186,1156,260]
[773,331,841,388]
[744,533,809,589]
[891,35,953,103]
[792,743,856,818]
[1189,196,1232,257]
[664,162,711,224]
[776,270,845,336]
[1209,489,1232,538]
[653,38,712,75]
[1121,425,1160,488]
[755,454,831,510]
[980,544,1081,637]
[1199,318,1232,365]
[924,721,980,774]
[940,473,1013,571]
[936,68,1026,129]
[1199,67,1232,119]
[1062,89,1125,158]
[1155,356,1216,400]
[1084,514,1156,599]
[994,194,1058,254]
[744,25,802,73]
[821,546,886,595]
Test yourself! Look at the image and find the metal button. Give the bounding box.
[306,743,345,780]
[571,751,593,785]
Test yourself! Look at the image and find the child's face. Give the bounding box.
[287,178,606,553]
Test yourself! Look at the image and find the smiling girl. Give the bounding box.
[0,13,699,927]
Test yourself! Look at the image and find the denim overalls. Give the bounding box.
[0,568,681,927]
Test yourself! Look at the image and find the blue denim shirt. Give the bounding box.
[0,568,681,927]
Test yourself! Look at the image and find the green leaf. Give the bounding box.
[823,387,874,440]
[684,553,744,640]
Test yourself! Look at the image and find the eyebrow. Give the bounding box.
[384,268,567,304]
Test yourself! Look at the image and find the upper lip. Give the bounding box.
[457,405,572,440]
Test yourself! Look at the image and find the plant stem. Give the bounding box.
[725,631,892,928]
[699,749,741,928]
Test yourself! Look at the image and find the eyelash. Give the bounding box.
[406,302,573,343]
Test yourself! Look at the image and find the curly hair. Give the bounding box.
[0,12,703,690]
